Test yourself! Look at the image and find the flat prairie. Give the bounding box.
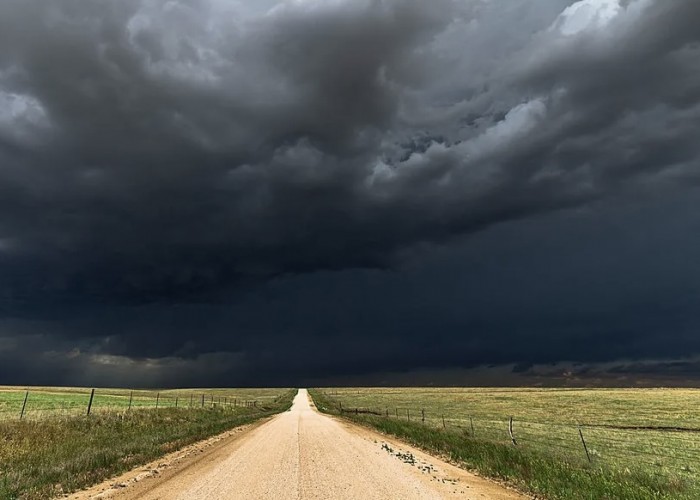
[0,385,287,420]
[311,387,700,499]
[0,386,294,499]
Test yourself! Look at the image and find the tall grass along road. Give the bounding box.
[88,389,524,500]
[310,388,700,500]
[0,388,295,500]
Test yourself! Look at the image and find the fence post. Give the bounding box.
[190,394,194,408]
[339,401,342,413]
[395,408,398,417]
[509,416,517,445]
[470,417,475,437]
[201,394,205,408]
[422,409,425,423]
[19,391,29,420]
[155,392,160,409]
[128,391,133,411]
[386,408,389,418]
[86,388,95,416]
[407,409,410,421]
[175,397,178,408]
[442,415,446,429]
[579,427,592,463]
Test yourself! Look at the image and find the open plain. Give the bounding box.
[3,386,699,499]
[311,387,700,499]
[75,389,523,500]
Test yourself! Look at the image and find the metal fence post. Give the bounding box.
[509,416,517,446]
[19,391,29,420]
[86,388,95,416]
[579,427,592,463]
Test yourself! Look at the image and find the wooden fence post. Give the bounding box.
[175,397,178,408]
[395,408,398,417]
[19,391,29,420]
[201,394,205,408]
[579,427,592,463]
[470,417,475,437]
[155,392,160,409]
[86,388,95,416]
[407,409,410,421]
[422,409,425,423]
[509,416,517,445]
[442,415,446,429]
[190,394,194,408]
[386,408,389,418]
[128,391,133,410]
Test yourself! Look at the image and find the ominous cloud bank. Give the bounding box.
[1,0,699,385]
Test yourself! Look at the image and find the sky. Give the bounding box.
[1,0,699,387]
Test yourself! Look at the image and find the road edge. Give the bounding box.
[65,416,277,500]
[306,390,532,499]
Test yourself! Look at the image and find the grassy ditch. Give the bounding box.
[0,388,296,500]
[309,389,696,500]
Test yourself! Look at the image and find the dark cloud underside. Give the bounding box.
[0,0,699,385]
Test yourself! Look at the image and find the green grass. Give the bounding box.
[0,386,287,420]
[309,388,700,500]
[0,388,296,500]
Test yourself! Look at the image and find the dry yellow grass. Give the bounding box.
[313,387,700,498]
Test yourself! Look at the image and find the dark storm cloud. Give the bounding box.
[1,0,700,385]
[0,0,457,303]
[1,0,696,303]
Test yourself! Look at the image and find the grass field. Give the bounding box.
[0,387,295,500]
[310,387,700,500]
[0,386,286,420]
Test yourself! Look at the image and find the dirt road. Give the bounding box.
[79,389,525,499]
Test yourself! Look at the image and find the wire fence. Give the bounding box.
[322,392,700,480]
[0,388,270,421]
